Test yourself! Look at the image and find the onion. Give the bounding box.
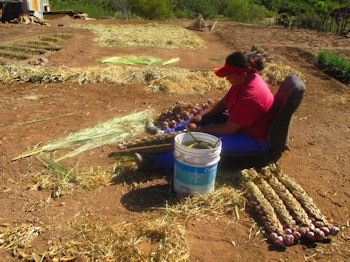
[270,232,278,241]
[320,227,330,236]
[117,143,125,150]
[330,226,340,236]
[306,231,315,242]
[298,227,308,237]
[293,231,302,241]
[249,200,258,206]
[284,234,295,246]
[314,221,325,228]
[284,228,293,235]
[315,230,325,241]
[274,236,285,248]
[254,205,262,212]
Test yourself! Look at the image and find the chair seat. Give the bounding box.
[220,150,282,169]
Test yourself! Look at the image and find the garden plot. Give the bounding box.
[0,33,73,63]
[71,23,207,49]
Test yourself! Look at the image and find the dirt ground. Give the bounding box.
[0,16,350,261]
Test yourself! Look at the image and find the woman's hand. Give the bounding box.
[190,113,202,123]
[187,122,198,131]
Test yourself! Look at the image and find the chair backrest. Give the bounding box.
[267,75,306,153]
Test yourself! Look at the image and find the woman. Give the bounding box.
[136,51,275,172]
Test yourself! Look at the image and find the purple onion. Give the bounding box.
[306,231,316,242]
[293,231,302,241]
[249,200,258,206]
[320,227,330,236]
[330,226,340,236]
[255,205,262,212]
[315,230,325,241]
[117,143,125,150]
[284,228,293,235]
[284,234,295,246]
[298,227,308,237]
[314,221,325,228]
[274,236,285,248]
[270,232,278,241]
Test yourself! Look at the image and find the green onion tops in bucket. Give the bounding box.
[173,131,222,195]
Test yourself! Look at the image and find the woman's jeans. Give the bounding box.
[155,113,268,173]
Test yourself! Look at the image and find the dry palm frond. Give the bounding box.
[71,23,206,49]
[13,110,151,161]
[264,173,313,228]
[272,166,330,226]
[46,214,189,261]
[241,169,284,235]
[255,175,296,229]
[121,131,181,149]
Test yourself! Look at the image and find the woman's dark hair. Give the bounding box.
[226,51,264,72]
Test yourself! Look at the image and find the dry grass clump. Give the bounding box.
[30,158,118,198]
[164,185,245,222]
[0,64,230,94]
[72,23,206,49]
[0,223,45,260]
[46,214,189,261]
[262,63,305,86]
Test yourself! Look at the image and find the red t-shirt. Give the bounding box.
[224,73,274,140]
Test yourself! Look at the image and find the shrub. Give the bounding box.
[129,0,174,20]
[50,0,116,18]
[222,0,269,23]
[316,50,350,84]
[173,0,222,19]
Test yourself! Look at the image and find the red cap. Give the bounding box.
[214,63,254,77]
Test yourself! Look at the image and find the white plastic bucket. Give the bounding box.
[173,132,222,195]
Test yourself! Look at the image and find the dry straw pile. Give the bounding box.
[47,214,190,261]
[0,64,230,94]
[261,63,305,86]
[71,23,207,49]
[0,62,304,94]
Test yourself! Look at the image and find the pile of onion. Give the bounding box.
[154,99,213,130]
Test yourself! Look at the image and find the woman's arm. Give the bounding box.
[189,120,240,135]
[191,98,227,123]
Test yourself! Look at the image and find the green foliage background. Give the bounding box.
[50,0,350,32]
[316,50,350,84]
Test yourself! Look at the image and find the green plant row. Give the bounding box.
[315,50,350,84]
